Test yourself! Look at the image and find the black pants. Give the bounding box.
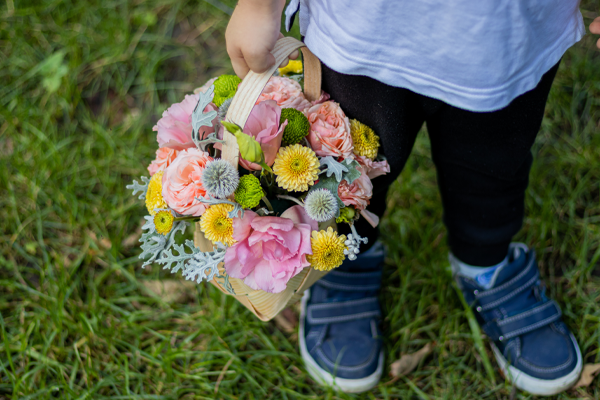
[324,63,560,266]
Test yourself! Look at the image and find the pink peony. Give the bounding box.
[257,76,311,111]
[338,166,373,211]
[148,147,179,176]
[154,94,218,150]
[239,100,287,171]
[224,205,317,293]
[312,90,331,105]
[356,155,390,179]
[161,148,214,216]
[306,101,354,159]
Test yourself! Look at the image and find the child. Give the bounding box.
[226,0,600,395]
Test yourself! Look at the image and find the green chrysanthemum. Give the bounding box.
[234,174,264,209]
[280,108,310,146]
[336,206,357,224]
[213,75,242,107]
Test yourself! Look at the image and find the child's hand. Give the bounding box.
[226,0,297,78]
[590,16,600,49]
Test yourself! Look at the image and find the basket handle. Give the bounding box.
[220,37,321,167]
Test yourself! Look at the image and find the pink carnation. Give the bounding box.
[356,155,390,179]
[161,148,213,216]
[338,166,373,211]
[306,101,354,159]
[154,94,218,150]
[148,147,179,176]
[257,76,311,111]
[312,90,331,105]
[239,100,287,171]
[224,206,317,293]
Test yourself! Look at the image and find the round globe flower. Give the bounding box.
[307,227,347,271]
[350,119,380,160]
[154,210,174,235]
[273,144,320,192]
[201,159,239,199]
[146,171,167,215]
[200,203,236,246]
[234,174,264,209]
[305,101,354,159]
[304,188,338,222]
[161,148,214,216]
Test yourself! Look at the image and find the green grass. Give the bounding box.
[1,1,599,398]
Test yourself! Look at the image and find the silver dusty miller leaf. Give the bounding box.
[319,156,349,182]
[126,176,150,200]
[155,239,201,274]
[139,217,188,267]
[182,243,228,285]
[341,158,362,185]
[191,85,221,150]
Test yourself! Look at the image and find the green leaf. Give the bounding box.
[341,159,361,185]
[38,51,69,94]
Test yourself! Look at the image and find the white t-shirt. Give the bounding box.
[285,0,585,111]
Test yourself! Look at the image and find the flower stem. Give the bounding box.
[174,216,200,222]
[276,195,304,207]
[261,196,274,212]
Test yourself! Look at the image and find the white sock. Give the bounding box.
[450,254,509,289]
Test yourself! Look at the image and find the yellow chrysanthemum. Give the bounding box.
[154,210,174,235]
[145,171,167,215]
[273,144,320,192]
[307,227,347,271]
[278,60,303,75]
[350,119,380,160]
[200,203,236,246]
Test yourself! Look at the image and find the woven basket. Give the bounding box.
[194,37,329,322]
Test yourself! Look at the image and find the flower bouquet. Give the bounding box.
[127,37,389,320]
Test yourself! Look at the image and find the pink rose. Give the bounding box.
[161,148,214,216]
[154,94,218,150]
[356,155,390,179]
[306,101,354,159]
[257,76,311,111]
[239,100,287,171]
[224,205,317,293]
[338,166,373,211]
[148,147,179,176]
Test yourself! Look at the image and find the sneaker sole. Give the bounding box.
[490,333,582,396]
[299,290,384,394]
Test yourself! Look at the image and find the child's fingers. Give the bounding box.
[244,47,276,74]
[590,17,600,35]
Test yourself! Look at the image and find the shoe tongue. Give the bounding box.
[486,247,528,288]
[486,247,538,316]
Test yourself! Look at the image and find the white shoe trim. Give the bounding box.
[491,333,583,396]
[299,290,384,394]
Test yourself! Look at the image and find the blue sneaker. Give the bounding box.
[299,242,385,393]
[452,243,583,396]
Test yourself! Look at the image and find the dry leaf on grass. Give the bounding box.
[273,307,298,333]
[390,343,433,377]
[573,363,600,388]
[143,280,198,303]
